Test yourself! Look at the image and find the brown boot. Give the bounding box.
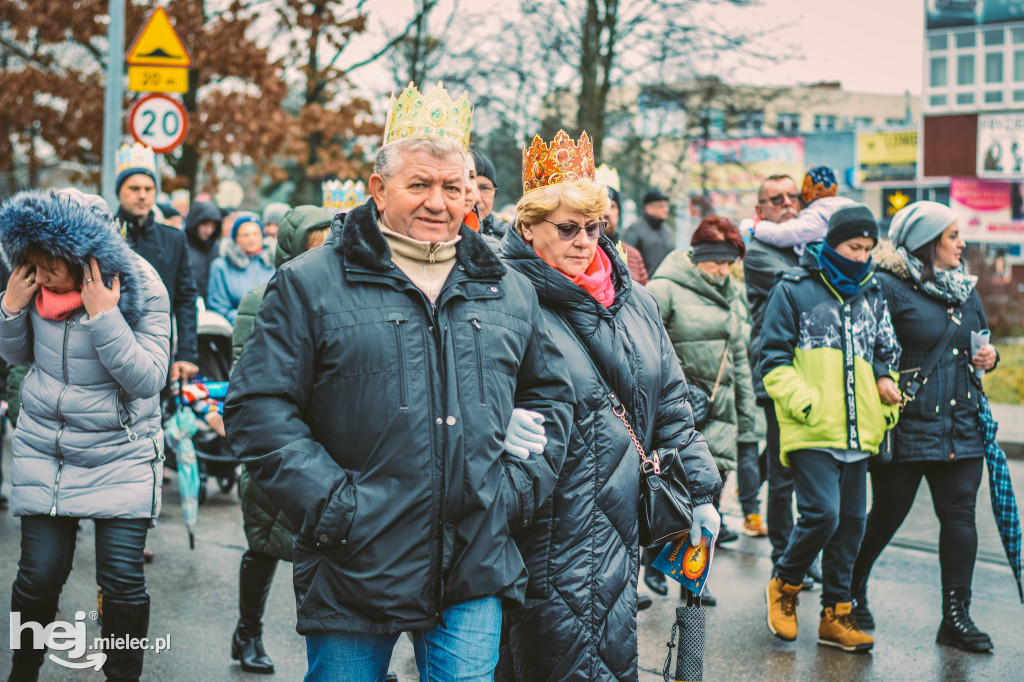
[766,576,801,641]
[818,602,874,653]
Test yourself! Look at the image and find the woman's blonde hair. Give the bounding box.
[514,181,610,234]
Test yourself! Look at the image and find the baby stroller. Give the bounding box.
[163,307,238,503]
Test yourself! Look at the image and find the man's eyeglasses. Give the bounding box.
[543,218,607,241]
[759,193,800,207]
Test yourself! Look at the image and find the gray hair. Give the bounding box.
[374,137,470,181]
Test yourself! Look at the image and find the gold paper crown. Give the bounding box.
[382,82,472,151]
[522,130,596,194]
[595,164,620,191]
[115,142,156,175]
[322,179,365,212]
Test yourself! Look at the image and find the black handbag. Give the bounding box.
[556,314,693,548]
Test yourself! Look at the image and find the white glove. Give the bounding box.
[690,503,721,546]
[503,409,546,460]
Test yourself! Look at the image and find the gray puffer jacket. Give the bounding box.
[0,190,171,520]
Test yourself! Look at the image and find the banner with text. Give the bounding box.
[977,113,1024,179]
[950,177,1024,244]
[857,130,918,185]
[686,137,804,194]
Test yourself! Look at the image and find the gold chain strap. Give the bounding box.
[612,396,660,474]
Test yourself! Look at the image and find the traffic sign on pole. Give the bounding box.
[126,8,192,67]
[127,66,188,94]
[129,94,189,154]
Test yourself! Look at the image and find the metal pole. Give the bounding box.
[101,0,125,209]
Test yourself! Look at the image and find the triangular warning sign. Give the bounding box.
[126,8,192,67]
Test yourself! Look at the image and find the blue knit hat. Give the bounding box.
[230,213,263,241]
[801,166,838,205]
[115,168,158,195]
[888,201,957,252]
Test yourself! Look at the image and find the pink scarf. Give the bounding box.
[538,246,616,308]
[35,287,83,321]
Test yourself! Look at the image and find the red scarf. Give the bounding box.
[35,287,83,321]
[539,246,616,308]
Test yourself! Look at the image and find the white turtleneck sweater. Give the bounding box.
[379,223,462,304]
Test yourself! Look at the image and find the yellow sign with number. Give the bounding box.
[127,66,188,94]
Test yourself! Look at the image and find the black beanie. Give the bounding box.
[470,147,497,186]
[643,188,669,204]
[607,186,620,208]
[825,203,878,248]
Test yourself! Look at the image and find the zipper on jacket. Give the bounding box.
[50,318,73,516]
[470,318,486,406]
[150,436,163,519]
[388,313,409,410]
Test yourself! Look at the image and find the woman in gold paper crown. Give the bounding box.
[496,130,723,681]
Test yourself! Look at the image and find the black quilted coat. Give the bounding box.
[497,228,721,681]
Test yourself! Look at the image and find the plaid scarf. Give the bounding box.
[896,246,976,305]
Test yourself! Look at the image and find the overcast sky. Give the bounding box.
[356,0,926,97]
[734,0,925,95]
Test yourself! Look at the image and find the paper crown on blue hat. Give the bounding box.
[116,142,157,176]
[322,179,365,212]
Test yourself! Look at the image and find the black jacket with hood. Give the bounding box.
[498,228,721,681]
[117,207,198,365]
[224,200,575,635]
[874,244,992,463]
[184,201,222,300]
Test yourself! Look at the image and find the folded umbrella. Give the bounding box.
[978,394,1023,603]
[164,395,201,550]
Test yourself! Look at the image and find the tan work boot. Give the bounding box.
[743,513,768,536]
[818,602,874,653]
[766,576,801,641]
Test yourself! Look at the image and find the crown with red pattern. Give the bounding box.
[521,130,596,195]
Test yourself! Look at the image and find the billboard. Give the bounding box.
[857,130,918,184]
[925,0,1024,30]
[950,177,1024,243]
[977,113,1024,179]
[686,137,804,194]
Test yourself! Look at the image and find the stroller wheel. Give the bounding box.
[217,476,235,494]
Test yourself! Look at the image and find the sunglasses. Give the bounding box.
[759,193,800,207]
[543,219,607,241]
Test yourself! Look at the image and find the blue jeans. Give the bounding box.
[14,515,150,605]
[774,449,868,607]
[305,596,502,682]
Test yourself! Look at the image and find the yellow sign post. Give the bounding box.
[126,8,191,94]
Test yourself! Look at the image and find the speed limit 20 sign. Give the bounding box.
[129,93,189,154]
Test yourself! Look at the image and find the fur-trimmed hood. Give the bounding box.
[0,189,156,327]
[873,239,911,279]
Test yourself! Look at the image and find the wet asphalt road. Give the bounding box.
[1,447,1022,681]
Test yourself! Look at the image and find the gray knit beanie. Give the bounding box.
[888,201,957,252]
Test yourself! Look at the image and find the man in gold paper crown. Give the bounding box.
[114,142,199,385]
[225,82,574,680]
[495,129,721,681]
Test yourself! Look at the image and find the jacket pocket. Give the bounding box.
[470,318,486,406]
[387,313,409,411]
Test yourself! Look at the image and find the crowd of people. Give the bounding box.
[0,80,1005,681]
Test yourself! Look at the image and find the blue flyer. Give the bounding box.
[651,528,715,596]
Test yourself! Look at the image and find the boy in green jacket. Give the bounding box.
[760,204,901,653]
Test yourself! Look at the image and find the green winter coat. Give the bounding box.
[647,251,757,471]
[230,205,334,562]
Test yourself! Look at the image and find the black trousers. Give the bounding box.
[852,457,984,591]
